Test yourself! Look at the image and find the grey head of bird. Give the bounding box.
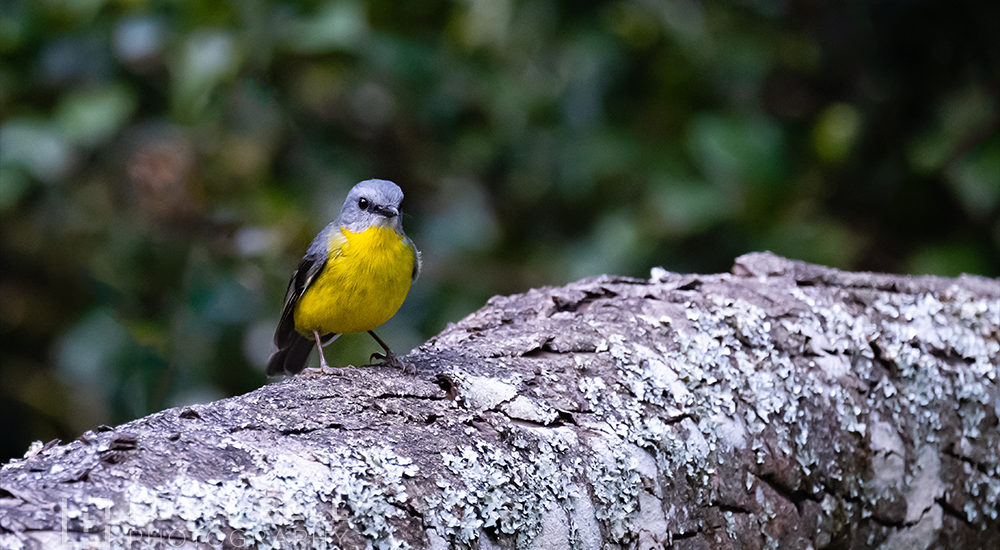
[336,179,406,233]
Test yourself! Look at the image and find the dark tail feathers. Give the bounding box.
[266,333,314,376]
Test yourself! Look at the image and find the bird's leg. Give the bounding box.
[368,330,414,374]
[303,331,348,376]
[314,330,330,369]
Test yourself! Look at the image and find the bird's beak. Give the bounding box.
[377,206,399,218]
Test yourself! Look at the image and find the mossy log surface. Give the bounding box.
[2,252,999,549]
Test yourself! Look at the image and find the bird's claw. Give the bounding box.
[302,366,352,376]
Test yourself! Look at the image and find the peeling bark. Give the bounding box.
[1,252,998,549]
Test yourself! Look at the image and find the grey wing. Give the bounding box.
[274,225,345,348]
[266,254,328,376]
[273,254,326,350]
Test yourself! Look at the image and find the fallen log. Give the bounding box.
[1,252,997,549]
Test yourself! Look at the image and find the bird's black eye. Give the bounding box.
[358,197,370,210]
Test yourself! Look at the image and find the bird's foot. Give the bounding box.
[370,351,415,374]
[302,365,352,376]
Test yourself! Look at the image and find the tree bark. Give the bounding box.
[1,252,998,549]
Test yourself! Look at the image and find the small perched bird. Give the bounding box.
[266,179,420,376]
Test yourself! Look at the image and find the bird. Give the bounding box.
[266,179,420,376]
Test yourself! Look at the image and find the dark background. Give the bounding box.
[1,0,998,461]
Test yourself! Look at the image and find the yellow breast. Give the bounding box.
[294,226,415,335]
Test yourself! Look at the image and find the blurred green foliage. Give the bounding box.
[1,0,998,460]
